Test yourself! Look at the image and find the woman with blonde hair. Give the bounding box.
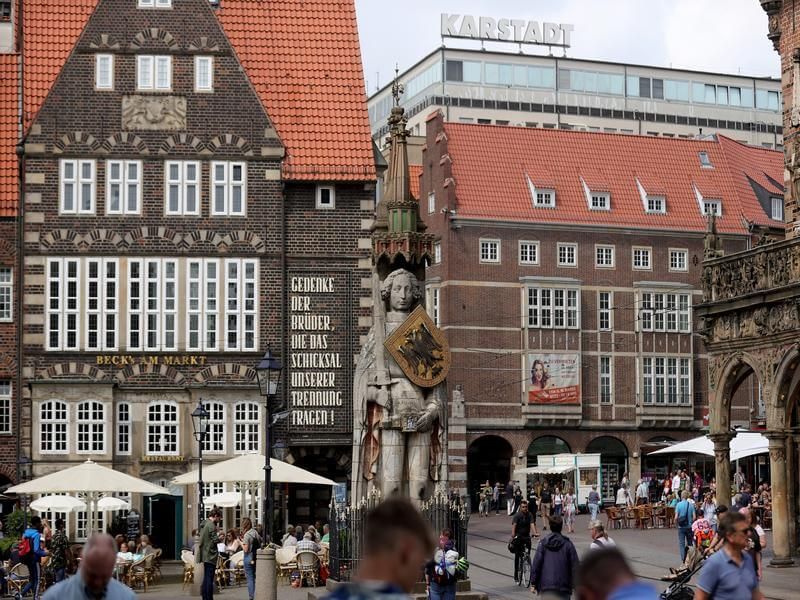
[240,517,262,600]
[563,488,577,533]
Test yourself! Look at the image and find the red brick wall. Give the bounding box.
[0,218,17,482]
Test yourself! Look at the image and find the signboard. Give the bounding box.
[441,14,574,47]
[527,353,580,404]
[384,305,451,388]
[288,271,353,434]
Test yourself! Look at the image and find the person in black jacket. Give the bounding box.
[530,515,579,599]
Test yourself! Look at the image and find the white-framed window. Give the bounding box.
[599,356,612,404]
[194,56,213,92]
[519,241,539,265]
[702,200,722,217]
[645,195,666,214]
[212,162,246,215]
[595,245,614,268]
[165,161,200,215]
[427,192,435,214]
[187,259,218,351]
[224,259,258,351]
[527,287,579,329]
[316,185,335,210]
[699,151,712,168]
[479,239,500,263]
[128,259,178,351]
[590,192,610,210]
[117,402,131,455]
[598,291,612,331]
[669,249,688,272]
[137,55,171,91]
[557,243,577,267]
[76,401,105,454]
[427,286,440,326]
[46,258,81,351]
[85,258,118,351]
[40,400,68,453]
[632,247,652,270]
[60,159,96,214]
[771,197,784,221]
[95,54,114,90]
[0,381,11,434]
[534,188,555,207]
[0,267,11,321]
[147,401,179,455]
[234,402,260,453]
[106,160,141,214]
[639,292,691,332]
[433,241,441,264]
[202,401,226,454]
[138,0,172,6]
[642,356,691,405]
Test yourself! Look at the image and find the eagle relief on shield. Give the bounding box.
[384,305,451,388]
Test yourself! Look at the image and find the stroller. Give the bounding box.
[659,551,706,600]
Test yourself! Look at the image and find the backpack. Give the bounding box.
[676,501,690,527]
[18,534,32,559]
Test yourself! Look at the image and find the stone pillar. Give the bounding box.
[447,386,468,500]
[628,453,642,486]
[254,547,277,600]
[765,431,795,567]
[708,433,732,508]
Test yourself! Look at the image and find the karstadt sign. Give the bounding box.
[441,14,574,47]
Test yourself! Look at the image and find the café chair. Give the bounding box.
[275,547,298,584]
[296,550,320,587]
[181,550,195,589]
[7,563,29,596]
[605,507,624,530]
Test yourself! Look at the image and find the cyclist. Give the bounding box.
[510,499,536,583]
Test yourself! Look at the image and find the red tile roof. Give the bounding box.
[440,122,783,234]
[0,54,18,217]
[409,164,422,199]
[21,0,375,182]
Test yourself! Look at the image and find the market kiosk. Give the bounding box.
[515,453,602,509]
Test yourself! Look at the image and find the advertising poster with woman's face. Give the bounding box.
[527,353,580,404]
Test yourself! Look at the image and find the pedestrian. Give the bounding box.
[42,533,136,600]
[739,508,763,581]
[563,488,576,534]
[588,523,616,551]
[552,486,564,517]
[17,515,49,600]
[576,547,659,600]
[512,484,523,515]
[540,483,552,529]
[479,480,492,517]
[615,484,631,508]
[425,528,459,600]
[635,479,649,506]
[506,480,515,516]
[694,511,762,600]
[492,482,501,515]
[510,500,535,584]
[323,498,435,599]
[675,490,696,563]
[197,508,222,600]
[240,517,261,600]
[282,525,297,547]
[530,515,579,599]
[527,486,540,537]
[587,485,601,523]
[49,518,70,584]
[671,471,681,493]
[733,467,746,493]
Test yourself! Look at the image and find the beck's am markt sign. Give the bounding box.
[440,13,574,47]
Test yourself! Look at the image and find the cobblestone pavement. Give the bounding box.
[466,510,800,600]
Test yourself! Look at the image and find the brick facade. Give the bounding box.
[0,217,17,483]
[421,112,763,504]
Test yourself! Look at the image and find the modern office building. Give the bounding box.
[368,48,782,148]
[418,111,784,504]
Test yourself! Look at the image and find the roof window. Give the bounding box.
[636,178,666,214]
[699,151,713,168]
[527,175,556,208]
[581,177,610,211]
[693,183,722,217]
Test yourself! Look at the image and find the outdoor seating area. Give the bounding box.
[275,543,329,588]
[605,504,675,530]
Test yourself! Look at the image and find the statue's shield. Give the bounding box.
[384,305,451,388]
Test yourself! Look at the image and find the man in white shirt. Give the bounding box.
[671,471,681,493]
[636,479,650,505]
[588,523,616,551]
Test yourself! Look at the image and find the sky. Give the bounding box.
[354,0,780,96]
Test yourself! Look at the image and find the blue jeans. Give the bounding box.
[243,554,256,600]
[429,580,456,600]
[678,527,694,562]
[53,568,66,583]
[588,503,599,521]
[202,562,215,600]
[20,562,39,600]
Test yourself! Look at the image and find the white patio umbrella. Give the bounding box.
[8,459,170,532]
[97,496,131,511]
[649,432,769,461]
[30,495,86,512]
[204,491,241,508]
[171,453,337,487]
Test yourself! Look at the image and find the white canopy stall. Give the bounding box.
[649,431,769,461]
[515,453,601,507]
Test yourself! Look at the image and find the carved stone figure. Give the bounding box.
[122,95,187,130]
[704,213,723,259]
[352,268,447,502]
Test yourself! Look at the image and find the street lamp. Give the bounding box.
[191,401,210,528]
[255,345,282,542]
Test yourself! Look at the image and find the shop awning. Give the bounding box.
[514,465,576,476]
[649,432,768,461]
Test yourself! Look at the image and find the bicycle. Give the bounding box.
[514,542,531,587]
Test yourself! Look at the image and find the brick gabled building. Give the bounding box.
[419,112,784,504]
[16,0,375,551]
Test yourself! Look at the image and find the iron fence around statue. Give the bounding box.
[328,491,469,582]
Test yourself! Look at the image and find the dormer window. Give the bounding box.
[771,197,784,221]
[646,196,665,214]
[699,151,713,168]
[703,200,722,217]
[535,190,555,207]
[581,177,610,211]
[139,0,172,7]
